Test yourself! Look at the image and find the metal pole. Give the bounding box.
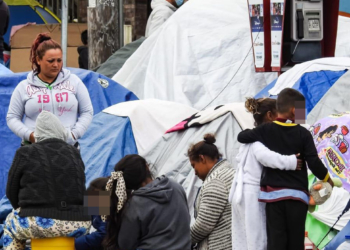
[56,0,59,18]
[61,0,68,67]
[119,0,124,47]
[72,0,75,21]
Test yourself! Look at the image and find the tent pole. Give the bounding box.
[119,0,124,47]
[61,0,68,67]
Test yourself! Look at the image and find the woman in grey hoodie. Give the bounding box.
[6,33,93,146]
[102,155,191,250]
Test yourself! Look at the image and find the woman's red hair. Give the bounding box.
[30,33,62,74]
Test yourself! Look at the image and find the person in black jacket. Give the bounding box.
[3,111,90,250]
[0,0,10,64]
[237,88,334,250]
[78,30,88,69]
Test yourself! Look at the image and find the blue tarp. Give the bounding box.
[0,68,138,199]
[80,112,138,187]
[255,70,348,115]
[0,65,13,76]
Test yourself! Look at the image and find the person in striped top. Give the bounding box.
[189,134,234,250]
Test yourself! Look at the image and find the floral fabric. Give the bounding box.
[3,209,91,250]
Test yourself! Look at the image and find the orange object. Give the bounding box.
[31,237,74,250]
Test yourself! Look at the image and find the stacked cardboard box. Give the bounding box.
[10,23,87,72]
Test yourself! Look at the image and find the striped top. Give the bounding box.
[191,159,235,250]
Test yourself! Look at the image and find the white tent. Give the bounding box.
[102,99,197,155]
[113,0,277,110]
[336,16,350,57]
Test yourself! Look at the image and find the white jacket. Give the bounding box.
[145,0,177,37]
[229,142,297,204]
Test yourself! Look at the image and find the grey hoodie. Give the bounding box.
[6,69,93,144]
[118,176,191,250]
[145,0,177,37]
[34,111,68,142]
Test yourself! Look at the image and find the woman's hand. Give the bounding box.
[295,153,303,170]
[29,132,35,143]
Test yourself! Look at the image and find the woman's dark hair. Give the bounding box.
[188,134,222,162]
[103,154,152,250]
[319,125,338,138]
[30,33,62,74]
[87,177,109,192]
[245,97,277,127]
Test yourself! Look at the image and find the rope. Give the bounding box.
[200,19,264,111]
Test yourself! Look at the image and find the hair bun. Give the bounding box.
[203,133,216,144]
[37,33,52,43]
[245,97,259,114]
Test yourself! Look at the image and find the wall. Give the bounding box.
[78,0,89,23]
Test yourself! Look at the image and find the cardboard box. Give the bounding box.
[10,23,87,72]
[10,47,80,73]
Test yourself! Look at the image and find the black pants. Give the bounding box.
[266,200,308,250]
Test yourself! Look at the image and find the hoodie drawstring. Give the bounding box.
[41,97,44,113]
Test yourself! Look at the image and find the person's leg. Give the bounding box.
[231,189,248,250]
[266,201,288,250]
[244,185,267,250]
[3,230,26,250]
[3,210,27,250]
[4,208,91,249]
[28,217,91,239]
[285,200,308,250]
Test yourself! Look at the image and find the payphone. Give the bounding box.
[288,0,324,63]
[248,0,338,73]
[291,0,323,41]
